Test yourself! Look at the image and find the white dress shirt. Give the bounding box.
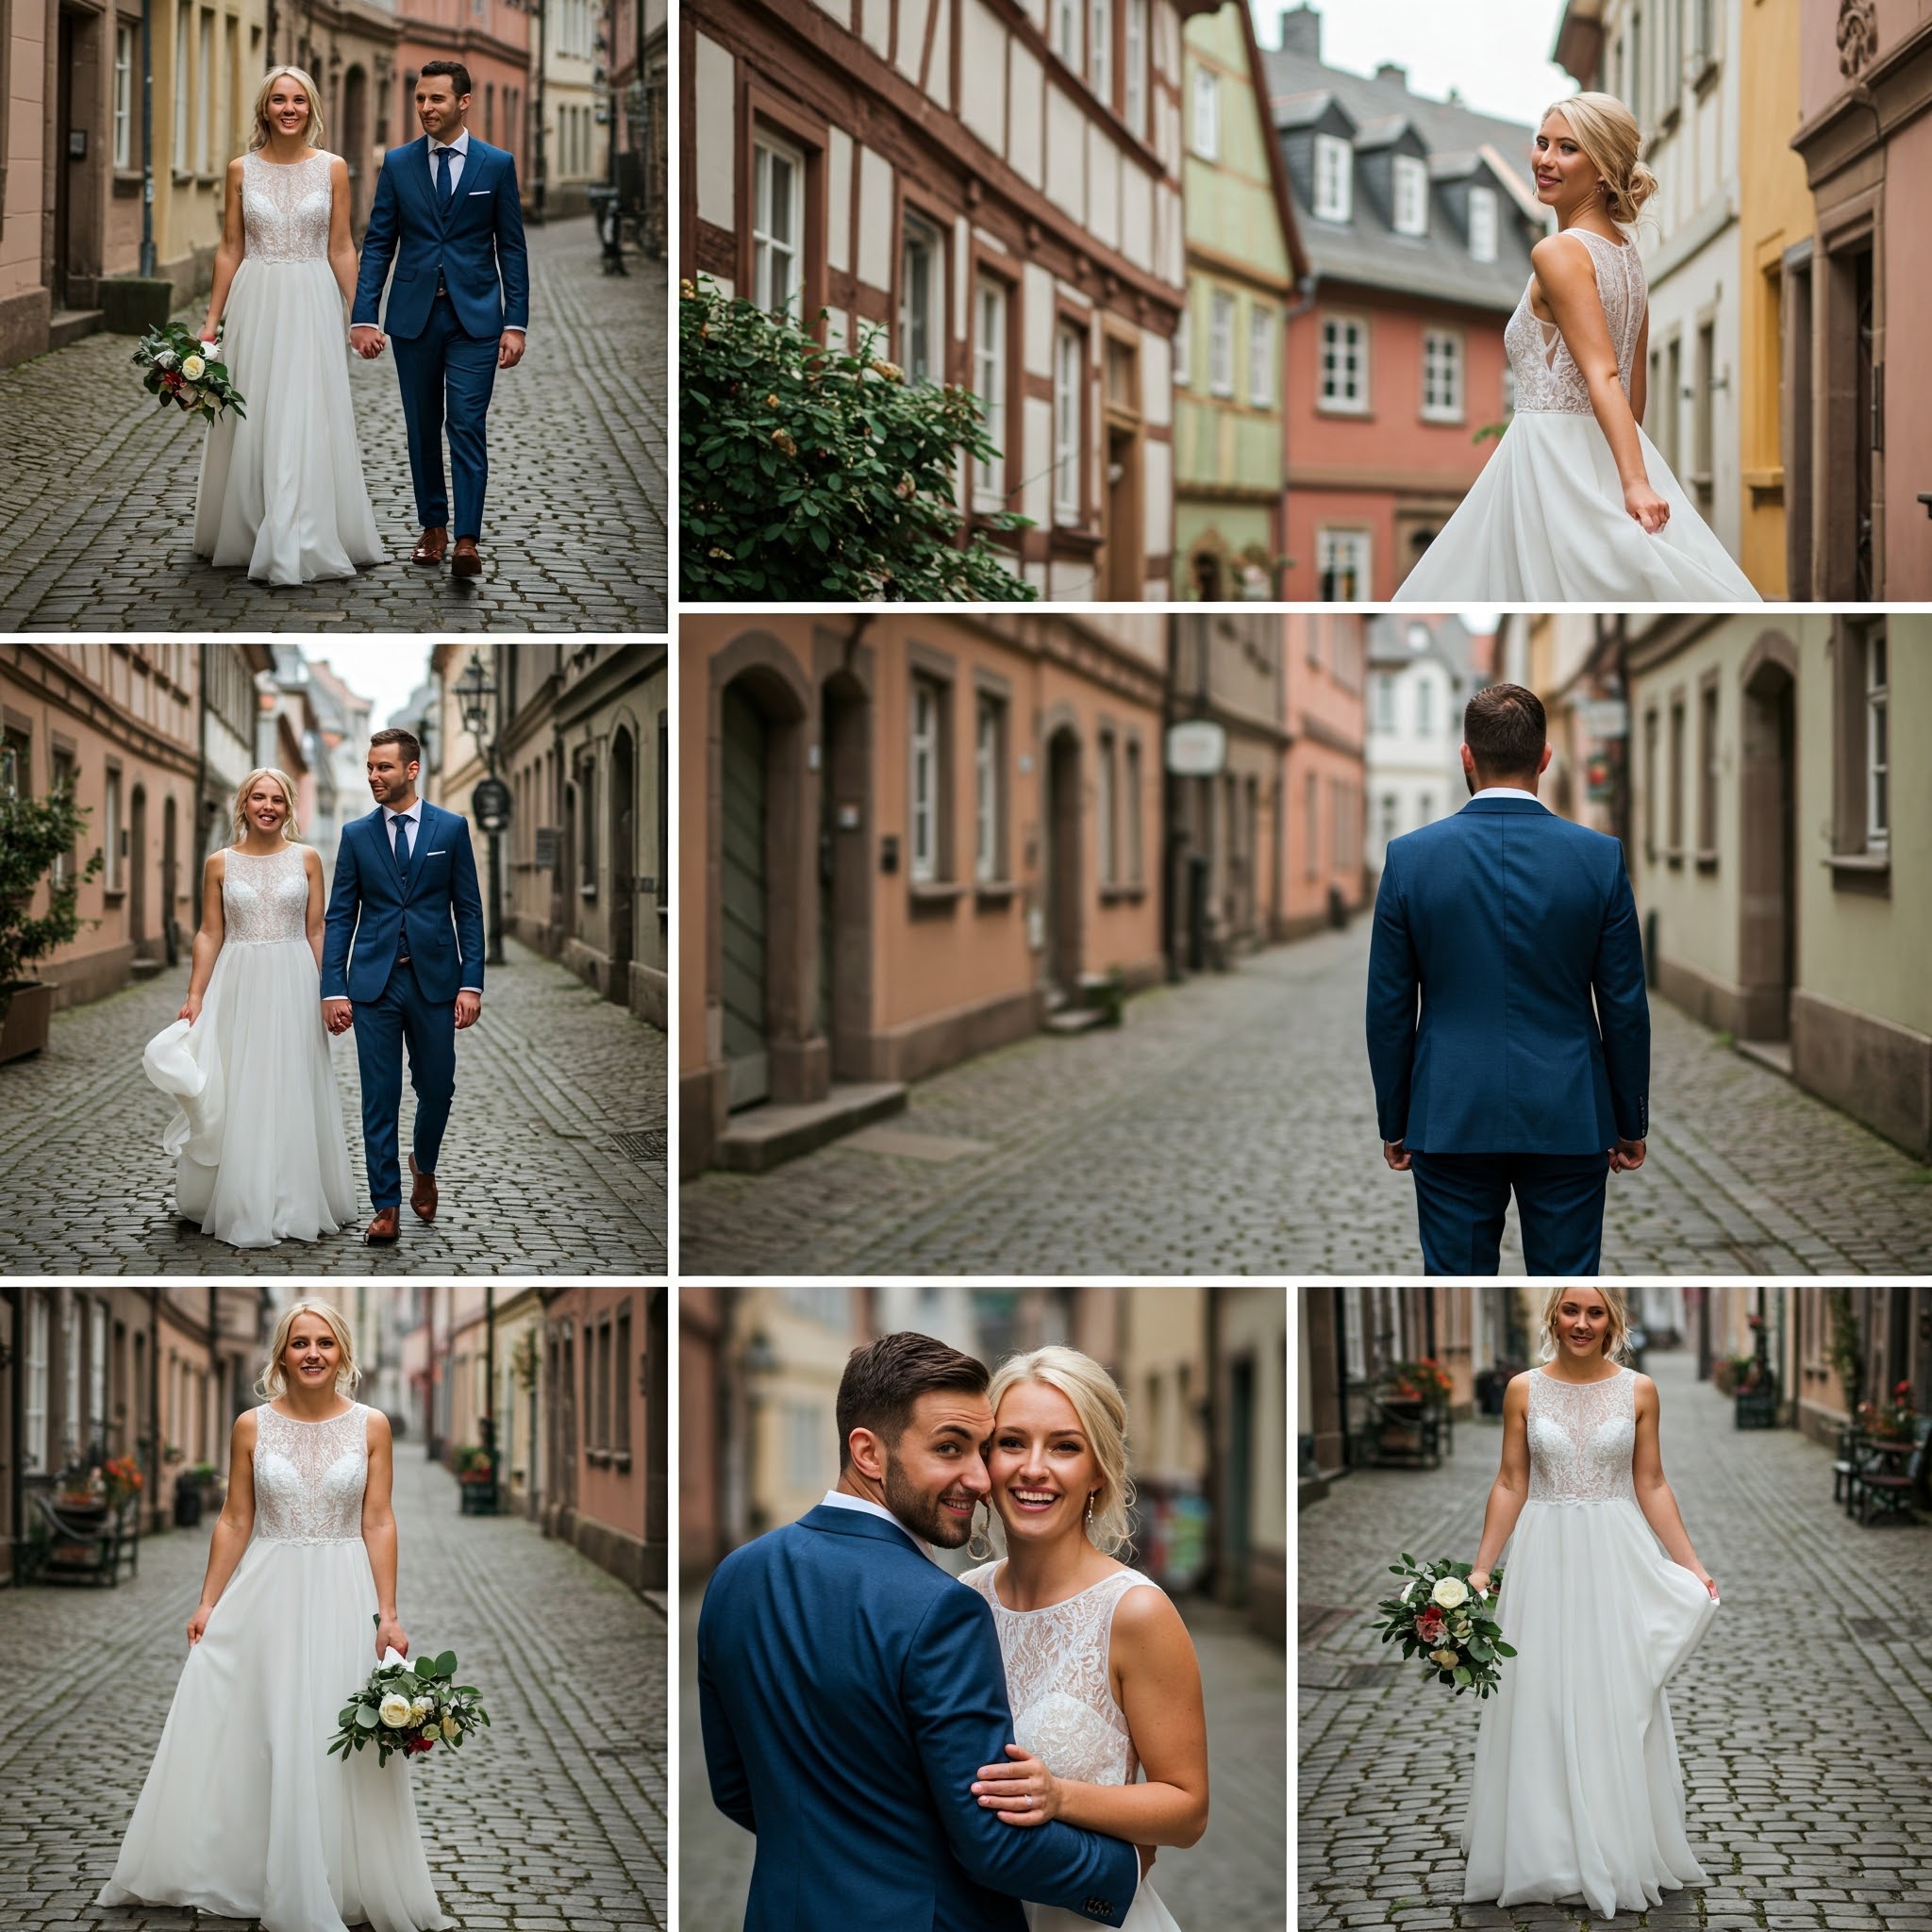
[384,798,482,995]
[1472,786,1549,808]
[819,1489,938,1563]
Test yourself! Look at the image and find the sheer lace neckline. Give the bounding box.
[988,1559,1133,1616]
[1535,1364,1627,1386]
[265,1401,359,1424]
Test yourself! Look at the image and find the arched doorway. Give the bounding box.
[1739,641,1798,1041]
[608,726,636,1008]
[1042,725,1083,998]
[128,785,148,951]
[817,665,873,1076]
[341,66,370,229]
[161,796,179,966]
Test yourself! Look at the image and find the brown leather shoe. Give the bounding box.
[365,1206,401,1244]
[451,537,483,578]
[408,1154,438,1223]
[411,526,448,566]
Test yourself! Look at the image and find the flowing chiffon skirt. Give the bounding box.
[193,255,384,585]
[142,933,356,1246]
[1393,410,1761,602]
[1460,1496,1719,1917]
[97,1536,451,1932]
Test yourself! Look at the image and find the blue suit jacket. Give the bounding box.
[320,803,486,1006]
[698,1506,1141,1932]
[1365,796,1650,1154]
[351,136,530,341]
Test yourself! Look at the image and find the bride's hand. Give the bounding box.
[178,992,202,1024]
[187,1604,214,1646]
[1469,1571,1491,1596]
[1624,478,1670,534]
[972,1743,1061,1826]
[375,1615,409,1659]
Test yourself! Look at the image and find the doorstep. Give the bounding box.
[716,1080,908,1174]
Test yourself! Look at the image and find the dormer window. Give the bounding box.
[1392,155,1429,237]
[1467,185,1497,262]
[1312,133,1353,223]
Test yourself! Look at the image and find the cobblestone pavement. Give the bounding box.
[0,221,666,632]
[679,1579,1285,1929]
[0,937,665,1274]
[1298,1340,1932,1932]
[680,921,1932,1276]
[0,1440,667,1929]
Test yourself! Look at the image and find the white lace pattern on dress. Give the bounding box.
[221,845,310,944]
[1503,228,1645,414]
[252,1404,368,1543]
[963,1564,1159,1787]
[1525,1368,1637,1506]
[242,151,334,264]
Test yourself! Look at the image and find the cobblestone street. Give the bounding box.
[680,922,1932,1276]
[0,221,666,632]
[679,1582,1286,1929]
[1298,1341,1932,1932]
[0,1441,667,1929]
[0,938,665,1274]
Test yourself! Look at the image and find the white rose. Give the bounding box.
[379,1693,413,1727]
[1431,1576,1469,1609]
[181,354,207,379]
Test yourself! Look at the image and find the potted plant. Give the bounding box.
[187,1460,225,1508]
[0,783,102,1063]
[102,1455,145,1514]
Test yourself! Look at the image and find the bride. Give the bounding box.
[1395,93,1758,602]
[961,1347,1208,1931]
[1461,1288,1719,1918]
[193,65,385,585]
[99,1299,451,1932]
[142,767,356,1246]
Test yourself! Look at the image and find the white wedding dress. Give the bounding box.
[142,843,356,1247]
[1461,1365,1719,1917]
[962,1563,1185,1932]
[193,148,384,584]
[99,1403,451,1932]
[1394,226,1760,601]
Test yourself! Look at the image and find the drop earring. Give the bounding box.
[1086,1493,1095,1526]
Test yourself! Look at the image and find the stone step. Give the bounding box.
[716,1079,908,1174]
[1043,1006,1108,1035]
[128,957,170,980]
[48,308,105,350]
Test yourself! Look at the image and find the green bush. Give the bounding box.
[0,783,102,1022]
[680,277,1035,602]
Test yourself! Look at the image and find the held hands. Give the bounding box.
[454,990,482,1030]
[1624,478,1670,534]
[1382,1140,1412,1173]
[973,1744,1061,1826]
[350,324,387,360]
[323,997,355,1036]
[1609,1138,1647,1173]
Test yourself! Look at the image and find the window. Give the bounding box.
[1054,326,1083,525]
[614,1304,632,1459]
[1421,329,1463,423]
[1052,0,1078,66]
[1247,305,1274,407]
[1096,732,1117,885]
[114,25,136,169]
[1208,289,1235,395]
[1124,739,1142,882]
[90,1297,108,1443]
[973,278,1008,511]
[1467,184,1497,262]
[1124,0,1146,136]
[1414,674,1434,737]
[1318,528,1370,602]
[910,677,941,883]
[1305,772,1321,877]
[752,132,805,317]
[1417,791,1436,825]
[1191,68,1219,159]
[1172,298,1191,386]
[1089,0,1110,102]
[1391,154,1429,237]
[1693,318,1715,500]
[1698,683,1720,854]
[173,6,191,173]
[1,726,26,797]
[974,694,1005,883]
[1373,674,1396,733]
[1867,631,1890,850]
[1643,708,1659,861]
[899,214,942,386]
[1692,0,1715,61]
[1668,696,1686,856]
[25,1291,48,1471]
[1312,132,1352,223]
[1319,313,1368,412]
[104,766,124,891]
[197,11,213,171]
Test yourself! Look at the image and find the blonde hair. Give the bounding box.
[985,1345,1136,1559]
[231,767,301,844]
[1542,92,1657,225]
[249,66,325,152]
[1538,1287,1634,1365]
[258,1298,360,1399]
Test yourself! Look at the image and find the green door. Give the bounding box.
[721,686,769,1108]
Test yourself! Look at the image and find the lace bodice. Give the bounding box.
[223,845,310,944]
[1525,1366,1637,1506]
[1504,226,1645,414]
[241,150,334,263]
[962,1563,1159,1787]
[252,1403,368,1542]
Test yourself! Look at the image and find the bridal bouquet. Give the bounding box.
[1368,1553,1514,1700]
[327,1635,490,1768]
[133,322,247,425]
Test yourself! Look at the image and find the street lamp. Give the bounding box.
[453,651,512,969]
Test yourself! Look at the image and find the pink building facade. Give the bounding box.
[1278,615,1368,935]
[394,0,531,176]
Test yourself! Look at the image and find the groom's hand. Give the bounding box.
[454,991,482,1030]
[350,324,386,359]
[497,330,525,370]
[323,997,355,1035]
[1382,1139,1412,1172]
[1610,1137,1647,1173]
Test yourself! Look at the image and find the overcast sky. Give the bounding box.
[1256,0,1574,126]
[298,641,435,729]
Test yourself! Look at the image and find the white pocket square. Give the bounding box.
[426,848,447,856]
[468,190,489,196]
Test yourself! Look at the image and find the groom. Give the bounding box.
[1365,683,1651,1275]
[350,59,529,579]
[322,728,486,1244]
[698,1331,1144,1931]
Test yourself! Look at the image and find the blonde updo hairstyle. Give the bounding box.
[249,65,325,152]
[983,1345,1136,1559]
[1543,92,1657,225]
[230,767,301,844]
[1537,1287,1634,1365]
[257,1297,361,1399]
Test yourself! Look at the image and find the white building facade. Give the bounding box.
[1363,617,1483,868]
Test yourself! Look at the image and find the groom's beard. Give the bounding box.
[881,1456,978,1550]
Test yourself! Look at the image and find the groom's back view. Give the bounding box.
[697,1333,1139,1932]
[1365,683,1651,1275]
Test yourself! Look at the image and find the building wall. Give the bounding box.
[1363,625,1478,866]
[537,0,608,216]
[1279,614,1367,936]
[394,0,531,179]
[1213,1286,1286,1641]
[272,0,403,236]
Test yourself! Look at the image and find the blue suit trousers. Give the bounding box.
[354,957,457,1209]
[391,295,499,539]
[1409,1151,1610,1276]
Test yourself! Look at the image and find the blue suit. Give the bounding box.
[699,1505,1141,1932]
[351,135,530,541]
[322,803,486,1210]
[1365,795,1651,1275]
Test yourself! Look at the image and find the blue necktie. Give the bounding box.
[436,144,455,210]
[392,813,411,873]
